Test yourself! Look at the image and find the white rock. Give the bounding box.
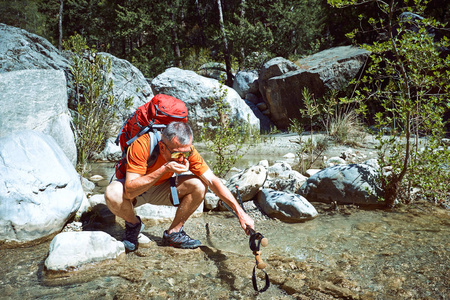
[89,194,107,207]
[283,153,296,159]
[89,175,104,182]
[135,202,204,222]
[306,169,321,177]
[45,231,125,271]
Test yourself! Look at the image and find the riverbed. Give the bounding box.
[0,201,448,299]
[0,134,448,299]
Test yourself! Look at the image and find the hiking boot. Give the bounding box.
[123,216,144,251]
[162,227,201,249]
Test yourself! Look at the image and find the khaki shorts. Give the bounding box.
[117,178,173,207]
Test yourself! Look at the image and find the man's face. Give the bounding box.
[160,137,192,163]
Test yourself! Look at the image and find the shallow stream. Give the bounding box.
[1,138,448,299]
[1,201,448,299]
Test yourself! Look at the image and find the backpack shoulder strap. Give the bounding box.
[147,128,180,206]
[147,130,161,167]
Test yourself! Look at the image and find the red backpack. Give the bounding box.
[114,94,188,179]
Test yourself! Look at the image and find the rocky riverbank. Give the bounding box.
[0,200,448,300]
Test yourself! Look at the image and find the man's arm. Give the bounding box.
[200,169,255,233]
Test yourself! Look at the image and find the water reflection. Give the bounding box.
[1,202,448,299]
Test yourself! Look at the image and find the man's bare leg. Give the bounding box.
[105,180,139,225]
[167,176,207,233]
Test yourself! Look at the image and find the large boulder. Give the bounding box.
[226,165,267,201]
[0,23,70,73]
[296,46,371,90]
[262,69,325,129]
[0,24,153,139]
[151,67,260,131]
[99,52,154,115]
[258,57,300,105]
[259,47,370,129]
[297,159,383,205]
[62,52,154,137]
[262,161,308,193]
[0,131,84,247]
[0,69,77,165]
[256,189,318,222]
[44,231,125,271]
[232,70,259,98]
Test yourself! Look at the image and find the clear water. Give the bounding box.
[1,203,448,299]
[1,145,448,299]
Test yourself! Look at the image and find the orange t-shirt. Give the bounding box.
[126,134,210,185]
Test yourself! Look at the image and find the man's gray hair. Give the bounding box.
[162,122,193,145]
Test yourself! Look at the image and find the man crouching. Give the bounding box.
[105,121,254,251]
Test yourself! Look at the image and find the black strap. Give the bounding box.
[169,177,180,206]
[249,231,270,292]
[235,185,246,212]
[252,266,270,292]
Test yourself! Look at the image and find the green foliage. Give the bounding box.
[200,84,251,178]
[289,118,328,174]
[0,0,55,41]
[182,48,214,72]
[226,16,274,66]
[263,0,328,57]
[329,110,366,147]
[329,0,450,206]
[64,33,132,174]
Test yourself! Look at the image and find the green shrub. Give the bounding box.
[64,34,132,174]
[200,84,251,178]
[329,0,450,206]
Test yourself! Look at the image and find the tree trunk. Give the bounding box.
[195,0,206,46]
[239,0,246,63]
[217,0,233,86]
[58,0,63,51]
[171,12,182,68]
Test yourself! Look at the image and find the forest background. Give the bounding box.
[1,0,449,206]
[1,0,449,79]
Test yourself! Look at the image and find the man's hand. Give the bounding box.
[239,212,255,235]
[165,159,189,174]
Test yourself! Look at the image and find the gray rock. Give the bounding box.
[227,165,267,201]
[267,161,292,178]
[256,189,318,222]
[89,194,107,207]
[0,23,70,73]
[263,69,325,129]
[204,192,220,210]
[326,156,346,167]
[151,67,259,131]
[263,169,307,193]
[44,231,125,271]
[0,69,77,165]
[81,177,96,195]
[244,92,260,105]
[243,99,275,133]
[197,62,229,81]
[0,131,84,246]
[296,46,371,90]
[232,70,259,98]
[297,162,383,205]
[99,52,153,115]
[258,57,300,106]
[256,102,268,111]
[97,137,122,162]
[259,47,370,129]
